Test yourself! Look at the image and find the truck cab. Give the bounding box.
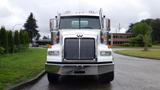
[45,10,114,84]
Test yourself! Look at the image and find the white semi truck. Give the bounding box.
[45,10,114,84]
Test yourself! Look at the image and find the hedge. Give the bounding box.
[0,27,29,54]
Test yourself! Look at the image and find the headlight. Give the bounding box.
[48,51,59,56]
[100,51,111,56]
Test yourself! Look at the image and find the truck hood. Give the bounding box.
[60,29,101,39]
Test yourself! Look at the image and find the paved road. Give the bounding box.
[22,52,160,90]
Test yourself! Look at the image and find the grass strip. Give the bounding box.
[0,48,47,90]
[114,49,160,60]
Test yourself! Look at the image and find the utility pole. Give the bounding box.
[118,23,121,32]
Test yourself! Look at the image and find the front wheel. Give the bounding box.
[47,72,60,84]
[99,71,114,84]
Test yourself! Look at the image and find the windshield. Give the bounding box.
[59,16,101,29]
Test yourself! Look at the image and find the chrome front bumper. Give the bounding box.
[45,62,114,76]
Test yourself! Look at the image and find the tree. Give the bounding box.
[132,22,152,51]
[20,30,29,48]
[24,12,38,43]
[8,31,14,53]
[0,27,29,54]
[126,23,134,33]
[35,33,41,40]
[0,27,1,47]
[150,19,160,43]
[128,18,160,43]
[129,35,144,47]
[23,31,29,48]
[0,27,8,53]
[0,27,5,54]
[19,30,25,49]
[14,30,20,51]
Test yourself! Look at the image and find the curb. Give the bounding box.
[6,70,46,90]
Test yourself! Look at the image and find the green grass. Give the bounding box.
[115,49,160,60]
[151,45,160,49]
[112,45,160,49]
[0,48,47,90]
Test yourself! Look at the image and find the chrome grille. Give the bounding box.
[64,38,95,60]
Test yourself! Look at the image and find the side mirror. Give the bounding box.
[50,18,59,45]
[50,18,58,31]
[103,18,111,31]
[102,18,111,45]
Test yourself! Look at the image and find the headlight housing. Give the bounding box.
[100,51,111,56]
[48,51,59,56]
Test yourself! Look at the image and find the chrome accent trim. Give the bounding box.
[63,59,97,62]
[78,38,80,59]
[45,62,114,75]
[46,62,114,66]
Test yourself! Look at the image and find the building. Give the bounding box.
[110,33,133,46]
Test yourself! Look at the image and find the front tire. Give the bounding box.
[47,72,60,84]
[99,71,114,84]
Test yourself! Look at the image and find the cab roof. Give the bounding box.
[60,11,99,17]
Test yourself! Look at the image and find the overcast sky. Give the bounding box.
[0,0,160,36]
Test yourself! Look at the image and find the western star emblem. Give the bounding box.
[76,34,83,38]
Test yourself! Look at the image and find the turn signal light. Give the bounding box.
[108,45,112,48]
[48,44,52,48]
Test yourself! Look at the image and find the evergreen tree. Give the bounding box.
[35,33,41,40]
[0,27,8,53]
[23,31,29,48]
[14,30,20,51]
[19,30,25,49]
[8,31,14,53]
[24,12,38,43]
[0,27,5,54]
[0,28,1,47]
[19,30,29,49]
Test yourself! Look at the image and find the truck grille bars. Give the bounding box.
[64,38,95,60]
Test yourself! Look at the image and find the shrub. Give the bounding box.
[0,27,29,54]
